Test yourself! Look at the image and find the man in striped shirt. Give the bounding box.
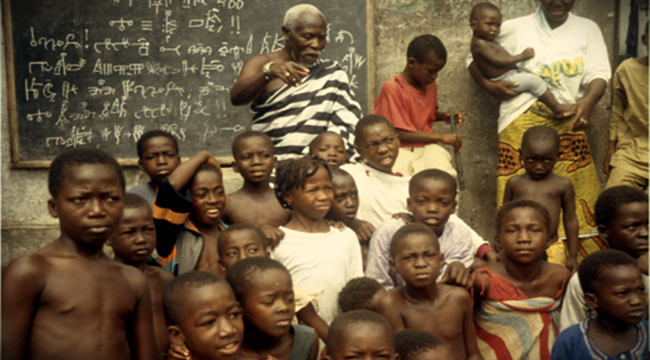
[231,4,361,161]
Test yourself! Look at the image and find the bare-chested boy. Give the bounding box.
[2,148,159,360]
[503,125,579,273]
[223,131,290,246]
[109,193,175,353]
[376,223,480,360]
[470,2,576,118]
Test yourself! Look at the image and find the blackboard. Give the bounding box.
[4,0,369,167]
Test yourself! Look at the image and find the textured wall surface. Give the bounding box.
[1,0,617,267]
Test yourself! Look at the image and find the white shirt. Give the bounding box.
[271,226,363,324]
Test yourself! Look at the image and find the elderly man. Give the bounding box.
[231,4,361,161]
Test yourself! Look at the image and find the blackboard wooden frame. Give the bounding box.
[4,0,376,168]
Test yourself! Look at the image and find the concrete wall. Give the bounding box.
[1,0,617,267]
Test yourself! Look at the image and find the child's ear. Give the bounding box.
[470,19,477,31]
[218,259,227,273]
[283,192,293,209]
[406,57,417,68]
[597,224,609,242]
[273,156,278,168]
[137,159,145,172]
[168,325,186,346]
[584,291,598,310]
[264,249,271,258]
[354,144,362,156]
[389,258,398,274]
[406,197,413,213]
[232,161,239,174]
[47,198,59,218]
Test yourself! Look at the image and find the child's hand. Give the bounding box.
[439,261,472,289]
[521,47,535,60]
[205,156,222,176]
[392,212,413,223]
[325,219,347,231]
[440,133,462,152]
[168,343,191,360]
[260,225,285,249]
[484,250,499,264]
[439,111,464,127]
[565,256,578,275]
[350,219,376,242]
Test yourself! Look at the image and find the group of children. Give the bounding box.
[2,2,648,359]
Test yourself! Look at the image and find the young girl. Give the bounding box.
[225,257,319,360]
[272,156,363,325]
[472,200,568,360]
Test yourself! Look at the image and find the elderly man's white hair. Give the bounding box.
[283,4,325,32]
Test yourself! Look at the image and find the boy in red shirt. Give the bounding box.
[374,34,462,177]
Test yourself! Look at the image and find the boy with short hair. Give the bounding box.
[337,277,386,313]
[154,150,226,275]
[2,148,159,360]
[503,125,579,272]
[560,185,648,331]
[130,130,181,204]
[552,249,648,359]
[366,169,481,290]
[309,131,347,169]
[109,193,175,353]
[326,168,377,266]
[377,223,481,360]
[374,34,462,177]
[163,271,244,360]
[469,2,576,118]
[341,115,496,265]
[325,310,397,360]
[223,131,290,245]
[393,329,453,360]
[604,22,649,189]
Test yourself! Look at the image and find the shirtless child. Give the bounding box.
[109,193,175,353]
[376,223,480,360]
[503,125,579,272]
[470,2,576,118]
[223,131,291,246]
[2,148,158,360]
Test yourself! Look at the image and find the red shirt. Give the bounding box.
[374,73,438,147]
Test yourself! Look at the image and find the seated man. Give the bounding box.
[230,4,361,161]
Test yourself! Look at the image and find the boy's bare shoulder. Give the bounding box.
[378,287,406,309]
[145,265,175,284]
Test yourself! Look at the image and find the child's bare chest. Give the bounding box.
[402,301,463,339]
[197,232,224,276]
[229,196,289,227]
[512,180,563,208]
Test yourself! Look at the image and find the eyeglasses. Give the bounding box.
[365,135,397,151]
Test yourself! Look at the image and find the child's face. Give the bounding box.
[497,207,549,265]
[284,166,334,220]
[327,322,395,360]
[603,201,648,259]
[190,171,226,227]
[233,136,276,184]
[408,53,446,89]
[520,140,558,180]
[310,133,346,169]
[408,179,456,237]
[171,282,244,360]
[48,164,124,246]
[356,123,400,174]
[110,206,156,264]
[219,230,268,271]
[241,268,295,338]
[587,265,646,326]
[139,136,180,184]
[390,233,442,288]
[328,175,359,225]
[471,9,502,41]
[411,347,453,360]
